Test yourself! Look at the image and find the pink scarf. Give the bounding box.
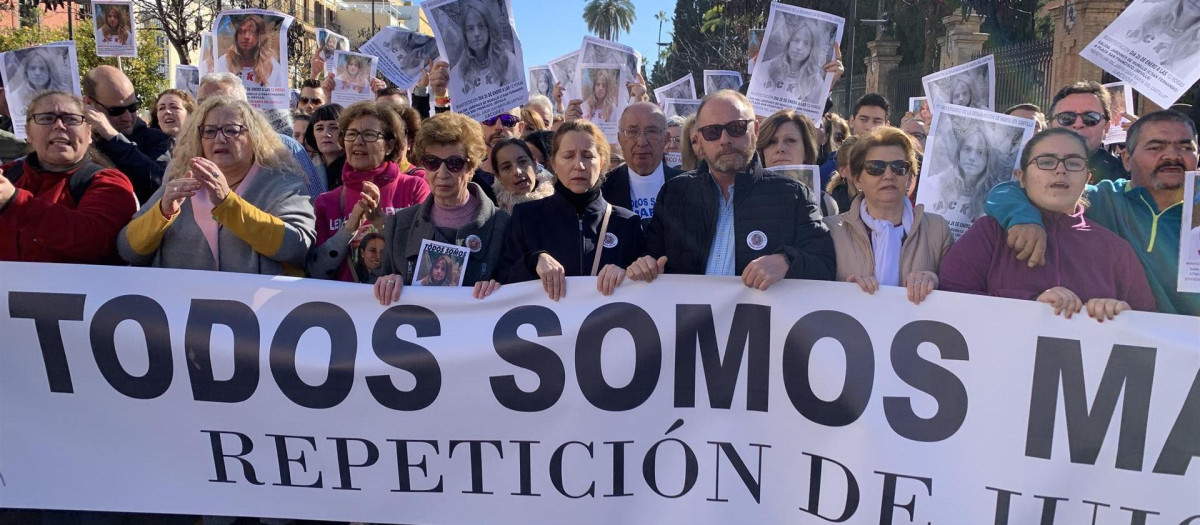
[338,161,403,217]
[192,164,261,269]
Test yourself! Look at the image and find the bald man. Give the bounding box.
[601,102,684,219]
[82,65,174,203]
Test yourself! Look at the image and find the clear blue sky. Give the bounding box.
[512,0,677,72]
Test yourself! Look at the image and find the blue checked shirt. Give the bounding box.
[704,181,736,276]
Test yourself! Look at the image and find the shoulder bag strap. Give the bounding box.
[590,203,613,277]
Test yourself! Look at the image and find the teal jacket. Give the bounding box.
[984,179,1197,316]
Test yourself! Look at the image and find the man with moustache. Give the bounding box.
[601,102,684,219]
[986,110,1200,316]
[627,90,835,290]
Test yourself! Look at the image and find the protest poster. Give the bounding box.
[916,104,1036,239]
[212,9,294,110]
[921,55,996,113]
[0,41,80,140]
[1179,171,1200,293]
[425,0,528,122]
[1080,0,1200,110]
[909,96,928,114]
[92,0,137,58]
[330,51,378,106]
[316,28,350,75]
[746,3,844,122]
[528,65,554,101]
[198,32,217,79]
[703,70,743,95]
[548,50,581,103]
[662,98,701,119]
[578,63,625,140]
[747,28,764,74]
[580,35,642,109]
[174,65,200,99]
[766,164,820,193]
[1,262,1197,523]
[654,74,696,105]
[665,151,682,169]
[412,239,469,287]
[1102,81,1136,145]
[360,26,439,91]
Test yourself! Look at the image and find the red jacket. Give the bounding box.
[0,157,138,263]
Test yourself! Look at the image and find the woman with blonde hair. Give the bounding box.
[679,115,703,171]
[118,96,316,275]
[223,14,285,87]
[95,4,134,47]
[584,70,616,122]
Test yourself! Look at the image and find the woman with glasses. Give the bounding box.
[149,88,195,138]
[117,96,315,274]
[303,104,345,190]
[308,101,429,282]
[0,91,138,263]
[373,112,508,304]
[498,120,644,301]
[939,128,1155,319]
[489,137,554,213]
[756,109,839,216]
[823,127,952,305]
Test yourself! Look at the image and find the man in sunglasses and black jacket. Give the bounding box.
[82,65,173,203]
[1046,80,1129,183]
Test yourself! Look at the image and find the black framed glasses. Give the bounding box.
[1028,155,1088,172]
[94,95,142,117]
[862,160,912,177]
[1052,111,1104,127]
[342,130,387,143]
[420,154,468,173]
[620,128,664,141]
[30,112,85,127]
[198,124,248,140]
[482,114,520,128]
[697,119,753,142]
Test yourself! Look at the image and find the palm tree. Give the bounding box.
[582,0,636,42]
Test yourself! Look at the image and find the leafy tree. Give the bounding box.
[131,0,219,66]
[582,0,636,42]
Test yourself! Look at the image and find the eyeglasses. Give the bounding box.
[620,128,664,141]
[1052,111,1104,127]
[420,154,468,173]
[697,119,753,142]
[30,112,85,127]
[94,96,142,117]
[342,130,387,143]
[666,136,681,145]
[298,96,322,105]
[482,114,520,128]
[1027,155,1088,172]
[862,160,912,177]
[198,124,248,140]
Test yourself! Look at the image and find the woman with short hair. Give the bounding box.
[303,103,345,189]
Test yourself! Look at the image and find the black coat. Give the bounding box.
[93,118,173,203]
[498,187,645,284]
[646,156,836,280]
[1089,148,1129,183]
[600,162,685,213]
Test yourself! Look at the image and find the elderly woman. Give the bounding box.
[939,128,1156,320]
[117,96,315,274]
[0,91,138,262]
[150,89,195,138]
[823,127,952,305]
[490,137,554,213]
[303,103,345,189]
[498,120,644,301]
[308,100,430,282]
[757,109,839,216]
[373,112,509,303]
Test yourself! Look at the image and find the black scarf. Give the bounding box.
[554,179,601,214]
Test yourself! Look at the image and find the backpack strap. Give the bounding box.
[2,159,104,206]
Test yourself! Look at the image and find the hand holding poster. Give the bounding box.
[1179,171,1200,293]
[174,65,200,99]
[425,0,528,122]
[360,26,439,91]
[212,9,294,110]
[316,28,350,75]
[1080,0,1200,109]
[330,51,378,106]
[703,70,743,95]
[745,3,844,122]
[654,75,696,105]
[548,50,581,103]
[92,0,137,58]
[413,239,469,286]
[0,41,81,140]
[921,55,996,112]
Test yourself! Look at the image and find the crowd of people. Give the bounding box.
[1,43,1198,331]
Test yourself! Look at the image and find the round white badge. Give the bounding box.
[603,232,618,248]
[747,230,768,251]
[465,234,482,253]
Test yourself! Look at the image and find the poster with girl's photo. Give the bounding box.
[198,32,217,79]
[578,63,624,140]
[766,164,820,193]
[424,0,528,122]
[528,66,553,100]
[92,0,137,57]
[662,98,701,119]
[704,70,743,95]
[213,9,294,110]
[174,65,200,99]
[1080,0,1200,109]
[1102,81,1136,145]
[331,51,378,106]
[361,26,439,90]
[1178,171,1200,293]
[0,41,80,140]
[548,50,581,102]
[921,55,996,112]
[413,239,469,287]
[316,28,350,75]
[746,3,844,122]
[653,74,695,106]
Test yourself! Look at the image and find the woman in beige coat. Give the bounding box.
[822,126,953,304]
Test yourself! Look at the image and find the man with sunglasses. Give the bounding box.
[628,91,835,290]
[298,79,325,115]
[81,65,174,203]
[1046,81,1128,183]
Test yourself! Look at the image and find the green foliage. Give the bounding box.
[582,0,636,42]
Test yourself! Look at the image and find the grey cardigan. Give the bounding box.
[117,164,316,275]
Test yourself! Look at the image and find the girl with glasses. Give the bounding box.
[939,128,1155,320]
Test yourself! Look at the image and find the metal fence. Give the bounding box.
[885,62,926,123]
[978,38,1055,113]
[829,74,866,118]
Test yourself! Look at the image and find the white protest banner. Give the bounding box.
[1102,81,1136,145]
[580,35,642,109]
[92,0,137,58]
[548,50,581,103]
[316,28,350,75]
[174,65,200,99]
[1,263,1197,523]
[662,98,701,119]
[329,51,378,106]
[916,104,1036,239]
[528,65,554,101]
[746,3,843,122]
[212,9,294,110]
[1080,0,1200,110]
[0,41,81,140]
[425,0,527,122]
[654,75,696,105]
[1180,171,1200,293]
[703,70,743,96]
[921,55,995,113]
[360,27,439,91]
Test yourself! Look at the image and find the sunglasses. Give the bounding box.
[298,96,322,105]
[862,160,912,177]
[697,119,753,142]
[1053,111,1104,127]
[94,96,142,117]
[420,154,468,173]
[482,114,520,128]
